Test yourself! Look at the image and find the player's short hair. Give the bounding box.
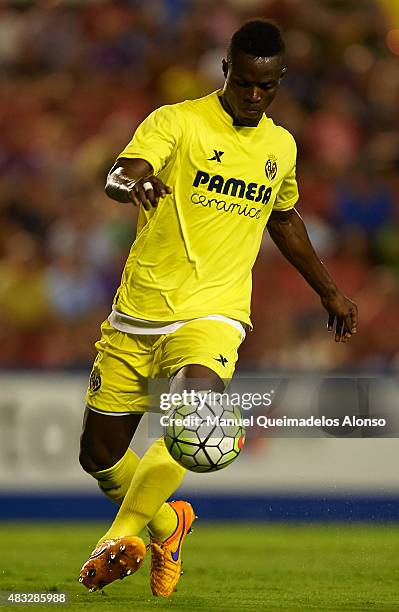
[228,20,285,63]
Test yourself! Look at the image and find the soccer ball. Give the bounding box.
[163,395,245,473]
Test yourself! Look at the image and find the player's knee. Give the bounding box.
[79,444,119,474]
[171,364,225,393]
[79,447,100,473]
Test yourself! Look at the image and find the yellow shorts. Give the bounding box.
[86,319,243,414]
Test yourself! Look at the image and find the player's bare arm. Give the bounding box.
[267,208,358,343]
[105,158,172,210]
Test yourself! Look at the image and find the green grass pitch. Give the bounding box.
[1,522,399,611]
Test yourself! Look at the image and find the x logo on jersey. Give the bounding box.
[215,354,228,367]
[208,149,224,163]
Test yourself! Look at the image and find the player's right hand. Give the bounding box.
[321,293,358,343]
[129,176,172,210]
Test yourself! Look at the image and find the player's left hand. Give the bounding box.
[130,176,172,210]
[320,293,358,343]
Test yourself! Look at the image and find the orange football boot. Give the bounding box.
[150,500,196,597]
[78,536,146,592]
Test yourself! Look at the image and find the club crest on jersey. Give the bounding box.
[89,366,101,393]
[265,155,278,181]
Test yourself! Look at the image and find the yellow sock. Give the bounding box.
[90,444,182,543]
[147,499,179,542]
[99,438,185,543]
[89,448,140,506]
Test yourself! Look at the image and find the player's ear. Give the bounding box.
[222,58,228,78]
[279,66,288,81]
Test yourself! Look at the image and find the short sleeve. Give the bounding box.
[117,105,184,175]
[273,136,299,212]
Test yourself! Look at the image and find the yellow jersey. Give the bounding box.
[114,90,299,327]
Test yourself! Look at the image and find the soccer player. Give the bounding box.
[78,20,358,596]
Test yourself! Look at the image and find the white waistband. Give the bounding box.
[108,308,246,339]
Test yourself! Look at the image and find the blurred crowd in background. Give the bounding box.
[0,0,398,372]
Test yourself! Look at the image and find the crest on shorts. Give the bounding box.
[265,155,278,181]
[89,366,101,393]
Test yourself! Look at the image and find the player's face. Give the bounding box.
[221,51,286,127]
